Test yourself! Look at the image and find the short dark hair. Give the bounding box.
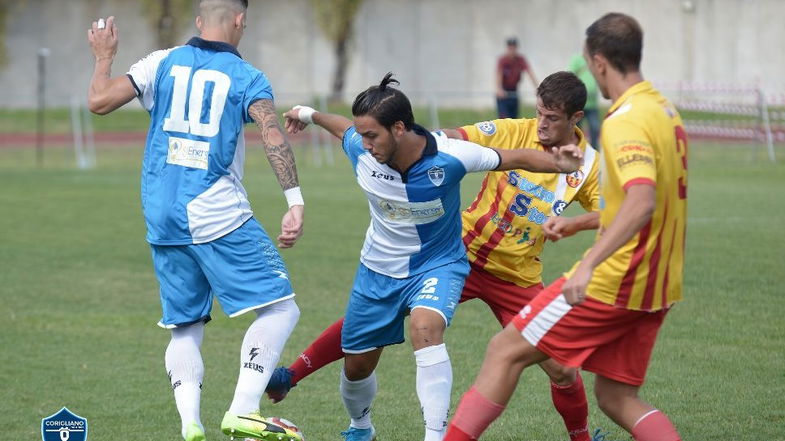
[200,0,248,13]
[537,71,587,116]
[506,37,518,46]
[585,12,642,75]
[352,73,415,130]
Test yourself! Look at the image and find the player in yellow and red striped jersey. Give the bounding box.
[445,13,686,441]
[265,72,603,441]
[565,84,686,312]
[455,101,600,305]
[446,72,602,441]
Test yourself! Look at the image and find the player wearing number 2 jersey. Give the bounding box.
[444,13,687,441]
[282,73,583,441]
[267,72,601,441]
[87,2,305,441]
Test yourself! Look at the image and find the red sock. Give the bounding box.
[444,387,505,441]
[288,318,345,385]
[631,410,682,441]
[444,425,474,441]
[550,372,590,441]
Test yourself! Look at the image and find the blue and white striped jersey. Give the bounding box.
[127,37,273,245]
[342,125,501,278]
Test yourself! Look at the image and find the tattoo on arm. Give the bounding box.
[249,99,299,190]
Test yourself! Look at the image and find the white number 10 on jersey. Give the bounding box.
[163,65,230,138]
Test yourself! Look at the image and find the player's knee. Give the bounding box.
[409,310,446,343]
[545,364,577,385]
[344,362,374,381]
[344,355,377,380]
[595,389,619,417]
[485,329,534,368]
[593,383,634,419]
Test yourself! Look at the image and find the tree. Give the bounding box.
[140,0,195,49]
[0,0,21,69]
[310,0,364,101]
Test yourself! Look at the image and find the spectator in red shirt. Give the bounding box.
[496,37,538,119]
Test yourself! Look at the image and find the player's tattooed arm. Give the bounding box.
[250,99,300,190]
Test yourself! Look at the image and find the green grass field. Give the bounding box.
[1,135,784,441]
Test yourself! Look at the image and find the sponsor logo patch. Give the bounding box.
[243,362,265,373]
[552,199,567,216]
[619,144,652,154]
[377,198,445,225]
[371,170,395,181]
[475,121,497,135]
[617,153,654,169]
[167,136,210,170]
[508,171,556,202]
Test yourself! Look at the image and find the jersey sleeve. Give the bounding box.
[457,119,525,151]
[604,117,657,190]
[438,137,501,174]
[127,48,174,112]
[242,69,275,123]
[341,126,365,169]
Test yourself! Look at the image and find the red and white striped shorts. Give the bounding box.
[511,277,669,386]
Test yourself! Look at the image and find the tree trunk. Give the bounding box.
[158,0,175,49]
[330,31,350,102]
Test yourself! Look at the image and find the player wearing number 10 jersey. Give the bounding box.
[87,2,305,441]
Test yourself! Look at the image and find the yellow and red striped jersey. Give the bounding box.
[567,81,688,311]
[458,118,600,287]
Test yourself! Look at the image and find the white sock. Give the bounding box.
[165,321,205,439]
[340,369,377,429]
[415,343,451,441]
[228,299,300,415]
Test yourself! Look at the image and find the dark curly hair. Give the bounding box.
[537,71,587,116]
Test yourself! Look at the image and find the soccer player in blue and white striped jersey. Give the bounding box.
[87,2,304,440]
[283,73,582,441]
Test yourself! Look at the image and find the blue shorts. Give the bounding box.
[341,260,470,353]
[150,218,294,328]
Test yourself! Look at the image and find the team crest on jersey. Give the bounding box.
[475,121,496,135]
[565,170,584,188]
[427,166,445,186]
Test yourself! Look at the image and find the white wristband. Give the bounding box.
[293,105,315,124]
[284,186,304,207]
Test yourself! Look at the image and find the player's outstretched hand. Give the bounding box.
[552,144,583,173]
[278,205,304,248]
[542,216,576,242]
[282,105,315,134]
[88,16,119,61]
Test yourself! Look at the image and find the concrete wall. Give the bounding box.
[2,0,783,108]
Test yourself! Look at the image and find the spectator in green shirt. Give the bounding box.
[569,53,600,149]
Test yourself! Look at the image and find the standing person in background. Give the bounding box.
[443,12,687,441]
[496,37,538,119]
[569,52,601,149]
[86,1,305,440]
